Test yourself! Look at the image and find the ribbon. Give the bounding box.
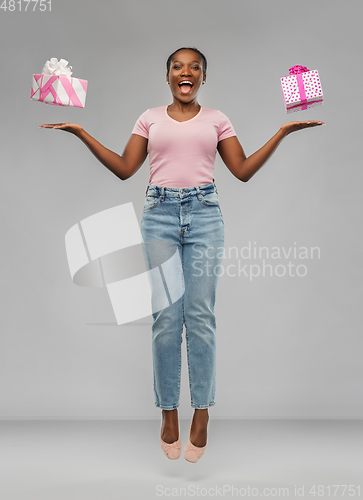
[42,57,73,77]
[288,65,309,110]
[31,74,75,106]
[30,74,58,102]
[288,65,309,75]
[61,76,83,107]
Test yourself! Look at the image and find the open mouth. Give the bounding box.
[178,81,194,94]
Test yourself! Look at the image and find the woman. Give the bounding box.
[40,46,324,463]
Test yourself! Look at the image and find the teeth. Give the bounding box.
[179,81,193,86]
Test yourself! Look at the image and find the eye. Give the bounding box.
[173,65,181,69]
[192,66,200,70]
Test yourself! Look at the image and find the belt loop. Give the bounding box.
[145,185,149,196]
[214,182,218,194]
[196,186,200,194]
[160,186,165,201]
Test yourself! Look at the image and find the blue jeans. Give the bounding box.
[140,182,224,410]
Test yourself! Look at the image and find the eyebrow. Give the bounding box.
[172,60,201,64]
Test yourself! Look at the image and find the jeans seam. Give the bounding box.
[155,403,180,410]
[178,306,183,406]
[191,402,216,409]
[184,298,194,407]
[143,198,160,212]
[199,192,220,207]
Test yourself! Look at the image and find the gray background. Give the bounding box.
[0,0,362,419]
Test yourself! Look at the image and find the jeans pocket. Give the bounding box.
[143,195,160,212]
[201,192,220,206]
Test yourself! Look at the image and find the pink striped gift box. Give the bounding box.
[281,65,323,114]
[30,58,87,108]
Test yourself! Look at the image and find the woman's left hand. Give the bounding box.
[281,120,325,136]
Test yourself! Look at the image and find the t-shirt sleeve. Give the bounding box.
[217,110,236,142]
[132,109,150,139]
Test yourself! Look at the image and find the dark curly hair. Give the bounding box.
[166,47,207,76]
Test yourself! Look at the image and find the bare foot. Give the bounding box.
[160,409,179,443]
[190,409,209,447]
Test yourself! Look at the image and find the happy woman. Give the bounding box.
[40,46,324,463]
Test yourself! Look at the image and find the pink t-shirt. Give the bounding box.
[131,105,236,187]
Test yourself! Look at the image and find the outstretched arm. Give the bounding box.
[217,120,325,182]
[39,123,148,181]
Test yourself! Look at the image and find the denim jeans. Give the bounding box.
[140,182,224,410]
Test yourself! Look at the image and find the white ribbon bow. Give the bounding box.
[42,58,73,77]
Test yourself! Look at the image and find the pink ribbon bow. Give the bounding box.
[289,65,309,75]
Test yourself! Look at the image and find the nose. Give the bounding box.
[180,66,192,77]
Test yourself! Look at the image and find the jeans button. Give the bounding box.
[181,189,185,194]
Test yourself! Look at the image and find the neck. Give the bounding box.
[169,98,200,113]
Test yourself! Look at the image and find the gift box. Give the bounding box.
[281,65,323,114]
[30,58,87,108]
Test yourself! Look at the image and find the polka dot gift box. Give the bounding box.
[281,65,323,114]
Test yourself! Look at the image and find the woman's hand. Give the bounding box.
[39,123,83,136]
[281,120,325,136]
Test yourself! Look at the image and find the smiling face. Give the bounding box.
[166,49,206,103]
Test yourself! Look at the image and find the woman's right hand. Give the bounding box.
[39,123,83,136]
